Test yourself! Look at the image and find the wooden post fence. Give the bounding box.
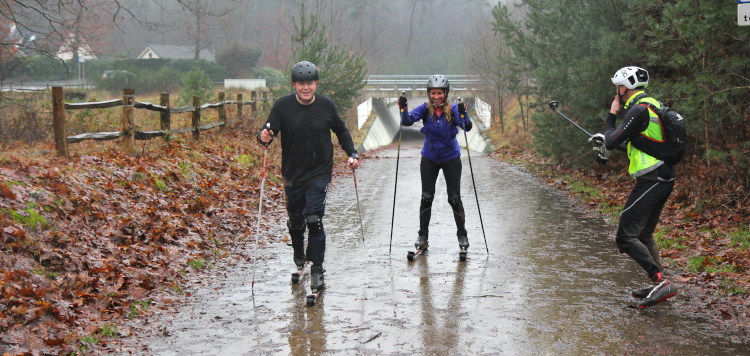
[50,87,273,156]
[51,87,68,158]
[237,93,243,124]
[160,93,170,132]
[218,92,226,131]
[122,89,135,155]
[192,96,201,140]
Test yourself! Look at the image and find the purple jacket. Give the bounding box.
[401,102,471,163]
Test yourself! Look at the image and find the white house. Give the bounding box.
[137,44,215,61]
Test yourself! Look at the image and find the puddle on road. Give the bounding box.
[132,131,750,355]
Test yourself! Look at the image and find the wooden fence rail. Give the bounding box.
[51,87,271,158]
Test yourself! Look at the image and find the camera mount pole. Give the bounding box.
[547,101,593,138]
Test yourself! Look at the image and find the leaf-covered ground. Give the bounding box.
[0,123,310,355]
[489,144,750,341]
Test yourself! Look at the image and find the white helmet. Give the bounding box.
[611,66,649,89]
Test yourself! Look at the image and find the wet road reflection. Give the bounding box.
[137,128,750,355]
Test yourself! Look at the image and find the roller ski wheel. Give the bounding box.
[407,248,426,262]
[459,249,467,262]
[291,262,308,284]
[307,288,323,307]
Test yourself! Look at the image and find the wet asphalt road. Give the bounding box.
[135,128,750,355]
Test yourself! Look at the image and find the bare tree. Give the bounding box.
[175,0,236,60]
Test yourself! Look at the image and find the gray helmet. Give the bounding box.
[291,61,319,82]
[426,74,450,95]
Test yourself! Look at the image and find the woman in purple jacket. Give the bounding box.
[398,74,473,252]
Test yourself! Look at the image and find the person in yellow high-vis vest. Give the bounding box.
[590,66,678,308]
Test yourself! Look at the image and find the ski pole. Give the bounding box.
[458,98,489,254]
[251,124,271,290]
[352,166,365,242]
[389,91,405,255]
[547,101,593,138]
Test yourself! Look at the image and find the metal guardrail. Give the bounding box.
[363,75,482,90]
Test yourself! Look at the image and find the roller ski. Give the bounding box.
[407,232,428,262]
[306,265,325,307]
[291,261,308,284]
[457,229,469,262]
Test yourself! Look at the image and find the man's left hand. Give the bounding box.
[348,153,360,169]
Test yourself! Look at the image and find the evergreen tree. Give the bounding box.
[179,66,214,106]
[289,3,366,114]
[491,0,630,165]
[626,0,750,191]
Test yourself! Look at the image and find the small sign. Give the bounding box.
[78,56,85,63]
[741,3,750,26]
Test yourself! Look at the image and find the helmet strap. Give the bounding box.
[617,85,626,105]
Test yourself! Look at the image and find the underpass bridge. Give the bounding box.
[357,75,492,155]
[361,75,482,99]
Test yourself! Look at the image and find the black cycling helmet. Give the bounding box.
[291,61,319,82]
[426,74,450,95]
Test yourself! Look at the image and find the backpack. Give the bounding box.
[629,93,687,166]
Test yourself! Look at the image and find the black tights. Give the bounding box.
[419,156,465,234]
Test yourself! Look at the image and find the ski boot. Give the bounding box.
[310,264,325,291]
[408,230,428,261]
[288,220,307,283]
[457,228,469,261]
[414,229,429,250]
[307,264,326,306]
[291,246,307,284]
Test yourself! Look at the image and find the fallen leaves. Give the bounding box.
[0,124,292,353]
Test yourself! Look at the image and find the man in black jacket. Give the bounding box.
[591,66,677,308]
[257,61,360,291]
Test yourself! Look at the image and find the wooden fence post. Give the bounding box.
[160,93,170,135]
[122,89,135,155]
[192,96,201,140]
[218,91,226,131]
[237,93,243,124]
[250,91,257,117]
[51,87,69,158]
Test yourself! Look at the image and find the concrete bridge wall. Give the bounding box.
[357,97,493,154]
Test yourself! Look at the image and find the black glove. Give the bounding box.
[457,102,467,115]
[398,96,407,109]
[256,125,273,147]
[464,118,473,132]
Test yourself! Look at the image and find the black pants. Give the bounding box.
[285,178,331,266]
[615,177,674,278]
[419,156,466,233]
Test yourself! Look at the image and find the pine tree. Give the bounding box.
[289,3,366,114]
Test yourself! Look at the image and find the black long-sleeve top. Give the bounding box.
[263,94,357,187]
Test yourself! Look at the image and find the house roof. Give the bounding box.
[138,44,215,61]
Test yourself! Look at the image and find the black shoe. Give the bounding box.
[638,278,677,308]
[457,228,469,249]
[631,286,653,298]
[311,265,325,290]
